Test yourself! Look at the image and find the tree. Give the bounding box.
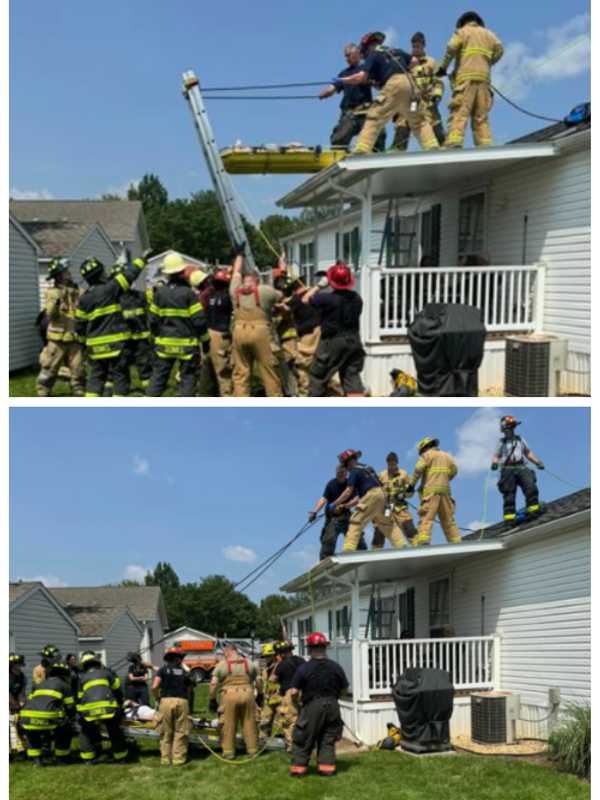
[128,173,168,213]
[192,575,258,637]
[255,594,304,640]
[100,193,124,201]
[118,579,142,587]
[145,562,180,592]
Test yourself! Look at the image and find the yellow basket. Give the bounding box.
[221,147,347,175]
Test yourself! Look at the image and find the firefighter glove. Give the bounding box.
[208,698,219,713]
[326,502,338,514]
[435,66,446,77]
[491,463,499,471]
[308,511,317,522]
[537,462,545,470]
[331,78,344,90]
[232,241,246,256]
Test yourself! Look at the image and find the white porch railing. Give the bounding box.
[362,264,545,340]
[360,636,498,698]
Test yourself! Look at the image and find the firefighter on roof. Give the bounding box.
[491,415,544,524]
[376,451,417,548]
[409,437,461,546]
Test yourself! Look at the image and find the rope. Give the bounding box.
[230,183,281,260]
[479,473,491,541]
[491,85,563,124]
[541,468,582,491]
[205,95,319,100]
[202,81,330,91]
[194,732,270,765]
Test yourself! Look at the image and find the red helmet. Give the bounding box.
[500,415,520,429]
[327,262,355,291]
[213,269,231,283]
[360,31,386,53]
[338,449,362,465]
[306,632,330,647]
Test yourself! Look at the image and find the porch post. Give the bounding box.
[359,177,380,344]
[493,634,502,690]
[534,261,546,333]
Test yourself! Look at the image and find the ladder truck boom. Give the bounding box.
[182,70,257,273]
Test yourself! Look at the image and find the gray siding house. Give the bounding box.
[9,582,80,682]
[9,215,41,371]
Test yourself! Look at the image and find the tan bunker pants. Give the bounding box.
[343,487,406,551]
[232,321,283,397]
[157,697,190,765]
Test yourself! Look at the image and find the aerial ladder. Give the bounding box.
[182,70,258,273]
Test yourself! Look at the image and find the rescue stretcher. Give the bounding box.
[121,717,286,752]
[220,145,347,174]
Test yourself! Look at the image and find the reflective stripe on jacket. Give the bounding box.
[19,676,74,729]
[77,668,122,721]
[440,22,503,85]
[412,448,458,497]
[46,286,81,342]
[148,281,209,359]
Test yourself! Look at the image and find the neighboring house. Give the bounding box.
[162,626,217,650]
[280,488,590,745]
[279,118,591,396]
[9,214,41,371]
[146,250,207,287]
[16,220,117,307]
[10,199,150,260]
[9,582,80,683]
[51,586,169,665]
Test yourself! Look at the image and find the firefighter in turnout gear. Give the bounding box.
[76,255,147,397]
[32,645,61,686]
[209,642,261,760]
[491,415,544,524]
[393,32,445,150]
[198,269,234,397]
[36,259,85,397]
[230,247,284,397]
[76,651,129,764]
[375,451,417,548]
[109,263,153,392]
[19,659,75,766]
[289,632,348,778]
[272,641,304,751]
[333,450,406,551]
[410,437,461,545]
[437,12,504,148]
[151,648,193,766]
[9,653,27,757]
[257,643,281,739]
[310,464,368,558]
[146,252,210,397]
[346,31,440,154]
[273,258,300,396]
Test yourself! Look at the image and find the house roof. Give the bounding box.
[9,581,43,603]
[51,586,163,622]
[10,200,145,244]
[276,142,558,209]
[9,214,41,253]
[66,606,134,638]
[19,221,98,258]
[463,488,591,542]
[509,118,591,144]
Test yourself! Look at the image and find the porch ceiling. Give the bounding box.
[276,142,558,208]
[280,541,505,593]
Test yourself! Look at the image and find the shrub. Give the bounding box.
[548,704,591,779]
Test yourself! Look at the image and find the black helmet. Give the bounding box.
[9,653,25,666]
[47,258,70,281]
[41,644,60,660]
[80,257,105,282]
[80,650,102,670]
[47,659,70,677]
[457,11,485,27]
[500,415,521,431]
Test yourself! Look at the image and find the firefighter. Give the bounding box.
[491,415,544,524]
[375,451,418,548]
[409,437,461,545]
[151,647,192,766]
[19,659,75,766]
[75,254,147,397]
[343,31,439,155]
[9,653,27,758]
[289,632,348,777]
[390,368,417,397]
[436,12,504,148]
[36,258,85,397]
[309,464,368,559]
[126,652,156,706]
[289,278,322,397]
[272,258,300,396]
[393,32,445,150]
[32,645,61,686]
[303,263,366,397]
[257,643,281,739]
[76,651,129,765]
[198,268,234,397]
[109,263,153,392]
[146,253,210,397]
[330,450,406,551]
[209,642,261,760]
[272,641,304,751]
[319,43,386,151]
[229,246,284,397]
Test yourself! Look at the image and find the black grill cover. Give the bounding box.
[392,668,454,747]
[408,303,486,396]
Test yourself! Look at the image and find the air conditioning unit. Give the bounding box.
[504,335,568,397]
[471,692,520,744]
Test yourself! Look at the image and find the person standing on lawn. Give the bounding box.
[152,647,193,766]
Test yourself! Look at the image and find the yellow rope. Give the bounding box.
[193,730,271,765]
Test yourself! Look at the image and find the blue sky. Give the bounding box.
[9,1,590,218]
[9,407,590,601]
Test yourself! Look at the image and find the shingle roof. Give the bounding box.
[509,119,591,144]
[9,581,43,604]
[19,221,95,258]
[10,200,144,243]
[65,605,126,638]
[463,488,591,541]
[51,586,162,622]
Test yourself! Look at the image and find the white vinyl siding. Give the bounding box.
[9,217,41,370]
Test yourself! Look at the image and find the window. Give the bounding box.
[458,192,486,261]
[399,588,416,639]
[297,616,313,656]
[328,610,334,642]
[335,227,360,268]
[335,606,351,642]
[429,578,451,632]
[147,625,154,652]
[420,204,441,266]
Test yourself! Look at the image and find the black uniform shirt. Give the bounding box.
[347,465,379,498]
[290,294,320,336]
[337,64,373,110]
[310,290,362,339]
[274,656,305,694]
[157,665,190,699]
[362,47,411,88]
[9,670,26,702]
[291,658,349,704]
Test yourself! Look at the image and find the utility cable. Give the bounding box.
[205,95,319,100]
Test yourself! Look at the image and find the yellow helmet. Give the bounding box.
[417,436,439,454]
[261,643,275,657]
[189,270,208,288]
[162,252,187,275]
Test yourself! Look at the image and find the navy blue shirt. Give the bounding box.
[362,47,410,87]
[337,64,373,111]
[310,290,362,339]
[347,466,379,498]
[323,478,347,504]
[291,658,348,704]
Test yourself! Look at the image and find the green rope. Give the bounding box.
[479,473,491,541]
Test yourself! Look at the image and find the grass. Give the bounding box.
[548,704,591,779]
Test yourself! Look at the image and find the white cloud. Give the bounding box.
[132,455,150,477]
[494,14,590,100]
[22,574,68,587]
[10,188,55,200]
[223,545,257,563]
[454,408,501,475]
[123,564,149,583]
